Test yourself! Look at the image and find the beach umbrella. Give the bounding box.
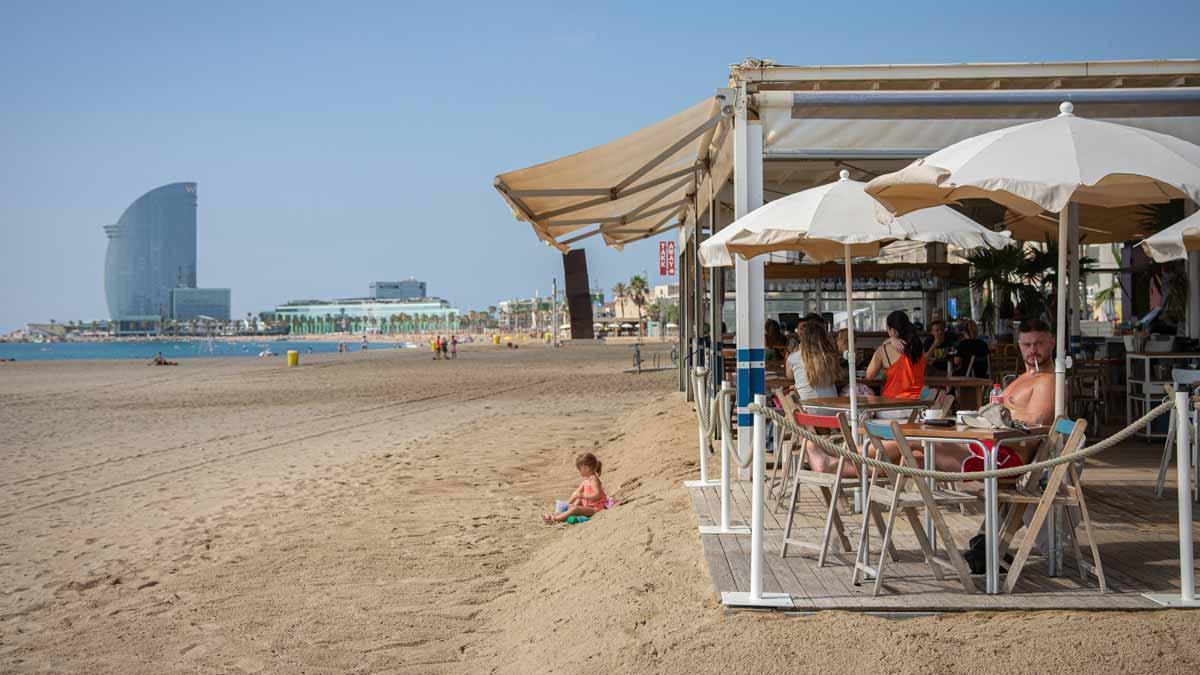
[620,322,635,328]
[1140,210,1200,262]
[867,101,1200,416]
[700,170,1013,433]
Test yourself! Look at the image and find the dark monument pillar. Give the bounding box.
[563,249,594,340]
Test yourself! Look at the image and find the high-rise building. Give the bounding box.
[171,288,231,321]
[104,182,197,322]
[102,182,230,333]
[371,278,426,300]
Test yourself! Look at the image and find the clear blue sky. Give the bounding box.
[2,1,1198,332]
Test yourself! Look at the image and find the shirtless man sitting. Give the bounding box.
[927,318,1057,473]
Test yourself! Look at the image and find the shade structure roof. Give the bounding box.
[1140,210,1200,262]
[493,97,732,251]
[699,172,1013,267]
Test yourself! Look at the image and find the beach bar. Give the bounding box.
[495,58,1200,611]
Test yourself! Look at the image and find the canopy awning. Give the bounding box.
[494,96,733,251]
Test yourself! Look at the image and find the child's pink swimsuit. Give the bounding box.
[579,479,607,510]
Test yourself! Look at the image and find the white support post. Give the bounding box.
[733,89,765,473]
[1053,205,1076,419]
[701,383,751,535]
[685,368,720,488]
[1145,389,1200,607]
[722,395,793,608]
[1068,214,1081,358]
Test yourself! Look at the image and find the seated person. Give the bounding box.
[866,310,926,401]
[836,328,869,372]
[929,318,1056,473]
[783,325,839,402]
[922,320,957,373]
[764,319,787,361]
[148,351,178,366]
[952,318,990,378]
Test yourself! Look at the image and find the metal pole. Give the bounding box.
[733,92,765,465]
[750,395,765,600]
[1179,389,1196,602]
[1068,215,1081,358]
[1053,205,1075,418]
[551,278,558,346]
[684,369,718,488]
[700,382,750,535]
[721,394,792,607]
[708,173,722,389]
[1145,389,1200,607]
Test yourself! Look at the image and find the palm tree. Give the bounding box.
[962,244,1025,335]
[611,282,628,333]
[628,275,649,338]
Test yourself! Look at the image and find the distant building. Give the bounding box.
[102,182,231,334]
[371,278,426,300]
[171,288,231,321]
[274,297,459,330]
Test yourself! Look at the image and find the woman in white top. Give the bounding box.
[783,322,839,401]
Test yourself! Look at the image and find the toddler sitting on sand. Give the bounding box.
[542,452,607,524]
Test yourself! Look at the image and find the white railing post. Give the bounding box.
[685,368,720,488]
[1145,389,1200,607]
[700,382,750,535]
[722,395,793,608]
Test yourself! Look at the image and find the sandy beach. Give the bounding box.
[2,343,1199,674]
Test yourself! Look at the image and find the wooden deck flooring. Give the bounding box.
[690,439,1200,612]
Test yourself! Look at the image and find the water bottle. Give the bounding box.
[989,383,1005,406]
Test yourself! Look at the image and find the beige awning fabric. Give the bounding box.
[494,98,733,251]
[1140,210,1200,261]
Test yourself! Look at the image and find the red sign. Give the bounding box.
[659,241,676,276]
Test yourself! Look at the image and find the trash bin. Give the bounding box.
[286,350,299,367]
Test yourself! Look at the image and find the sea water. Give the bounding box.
[0,340,418,362]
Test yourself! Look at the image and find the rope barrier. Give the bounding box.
[737,398,1176,482]
[690,368,752,469]
[720,386,754,469]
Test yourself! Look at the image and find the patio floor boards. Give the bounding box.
[689,441,1199,613]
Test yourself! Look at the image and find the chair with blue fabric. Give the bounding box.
[854,420,978,595]
[993,417,1105,593]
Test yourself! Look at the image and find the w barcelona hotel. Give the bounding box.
[102,182,231,334]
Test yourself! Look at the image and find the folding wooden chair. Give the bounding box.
[995,418,1106,593]
[768,388,801,508]
[778,412,890,566]
[854,420,978,595]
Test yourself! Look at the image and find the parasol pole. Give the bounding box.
[845,243,858,441]
[1054,205,1075,418]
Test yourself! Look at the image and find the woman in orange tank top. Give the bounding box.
[866,310,926,400]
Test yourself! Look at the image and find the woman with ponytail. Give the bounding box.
[865,310,926,400]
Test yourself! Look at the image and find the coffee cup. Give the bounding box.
[921,409,946,421]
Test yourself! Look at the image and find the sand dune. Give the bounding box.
[2,343,1198,673]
